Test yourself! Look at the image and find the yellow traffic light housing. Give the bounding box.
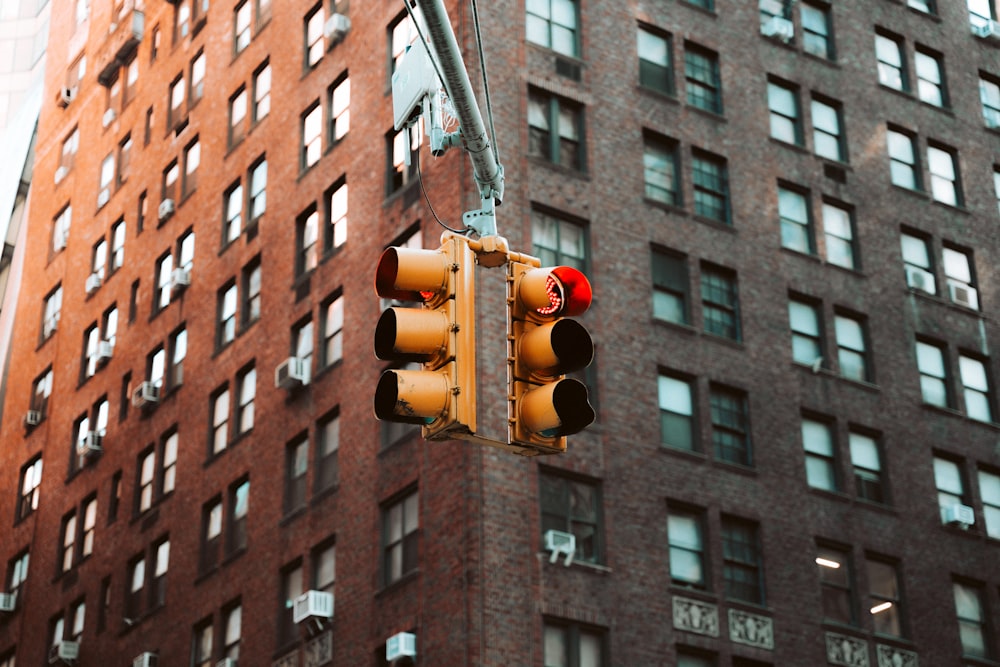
[508,261,596,453]
[374,235,477,441]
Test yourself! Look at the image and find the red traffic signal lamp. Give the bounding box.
[508,262,595,452]
[373,236,477,441]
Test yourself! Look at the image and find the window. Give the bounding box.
[389,11,418,74]
[801,2,833,59]
[256,0,272,27]
[927,143,961,206]
[321,293,344,367]
[638,26,673,94]
[302,101,322,169]
[249,157,267,222]
[526,0,579,56]
[151,538,170,607]
[540,472,601,564]
[811,96,845,161]
[223,182,243,244]
[53,204,71,253]
[768,80,801,145]
[313,540,336,599]
[802,417,838,491]
[234,1,250,54]
[652,248,688,324]
[908,0,934,13]
[190,50,206,103]
[237,366,256,434]
[111,220,126,272]
[229,87,247,147]
[60,127,79,173]
[691,149,729,223]
[200,498,223,572]
[659,374,694,451]
[18,456,43,520]
[710,384,750,466]
[305,4,324,68]
[183,138,200,197]
[834,311,869,382]
[668,507,706,587]
[169,326,187,387]
[117,135,132,186]
[316,410,339,493]
[867,557,903,637]
[253,61,271,122]
[161,431,178,496]
[293,319,314,383]
[701,263,740,341]
[684,43,722,114]
[329,73,350,143]
[297,206,320,275]
[915,47,946,107]
[900,231,935,294]
[42,286,62,340]
[643,133,680,205]
[31,367,53,418]
[60,510,77,573]
[980,73,1000,128]
[677,649,716,667]
[953,581,991,659]
[163,160,179,203]
[125,554,145,618]
[6,549,29,608]
[278,562,303,646]
[210,386,230,455]
[916,340,949,408]
[817,545,855,625]
[326,178,348,250]
[875,32,906,91]
[888,127,919,190]
[823,201,856,270]
[387,123,421,194]
[979,469,1000,538]
[98,154,114,208]
[721,516,764,604]
[148,346,166,389]
[241,258,261,327]
[227,479,249,554]
[959,354,993,423]
[532,209,587,269]
[383,489,419,584]
[218,282,237,348]
[192,618,213,667]
[222,603,242,659]
[543,619,605,667]
[759,0,789,24]
[155,253,174,312]
[943,246,979,310]
[788,297,822,366]
[285,435,308,514]
[135,433,177,515]
[850,431,886,504]
[168,75,186,129]
[91,239,108,284]
[935,456,968,524]
[175,0,190,40]
[528,88,584,170]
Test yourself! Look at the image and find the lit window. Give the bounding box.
[867,558,903,637]
[249,158,267,221]
[817,545,855,625]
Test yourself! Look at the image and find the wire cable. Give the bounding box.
[414,144,471,235]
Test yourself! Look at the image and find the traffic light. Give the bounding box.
[373,235,477,441]
[508,261,595,453]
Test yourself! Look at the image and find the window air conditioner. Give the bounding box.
[55,166,68,184]
[762,16,794,42]
[972,19,1000,43]
[386,632,417,661]
[0,592,15,612]
[293,590,334,624]
[944,503,975,528]
[215,659,237,667]
[947,281,979,310]
[275,357,309,389]
[132,381,160,408]
[158,198,175,222]
[544,529,576,566]
[77,431,103,457]
[324,13,351,48]
[97,340,114,363]
[904,265,933,293]
[132,652,158,667]
[170,267,191,291]
[57,86,77,108]
[86,272,103,295]
[49,640,80,663]
[24,410,42,427]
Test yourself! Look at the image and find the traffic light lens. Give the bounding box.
[536,275,564,316]
[548,266,592,317]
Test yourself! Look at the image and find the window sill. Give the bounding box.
[833,374,880,394]
[376,569,420,597]
[768,137,809,154]
[312,358,343,384]
[710,459,756,477]
[691,213,734,231]
[686,104,726,123]
[311,484,339,506]
[644,196,687,216]
[636,84,679,104]
[659,444,708,464]
[921,403,1000,431]
[806,486,851,503]
[652,317,698,336]
[280,506,307,526]
[679,1,717,18]
[525,155,590,180]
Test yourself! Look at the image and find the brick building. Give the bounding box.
[2,0,1000,665]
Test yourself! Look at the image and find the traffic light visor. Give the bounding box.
[375,247,450,303]
[518,266,593,318]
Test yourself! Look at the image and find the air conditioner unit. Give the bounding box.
[944,503,975,528]
[132,381,160,408]
[293,590,334,624]
[158,198,175,222]
[97,340,114,363]
[948,281,979,310]
[55,166,68,183]
[544,529,577,565]
[0,592,15,612]
[57,86,77,108]
[85,272,103,295]
[77,431,103,457]
[24,410,42,427]
[324,13,351,48]
[386,632,417,661]
[170,267,191,291]
[97,187,110,208]
[215,659,237,667]
[972,19,1000,43]
[102,108,117,127]
[762,16,795,42]
[275,357,309,389]
[904,265,933,293]
[48,640,79,663]
[132,653,158,667]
